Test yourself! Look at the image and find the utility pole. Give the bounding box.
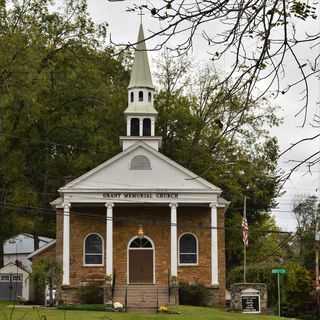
[316,195,320,316]
[277,273,281,317]
[316,152,320,316]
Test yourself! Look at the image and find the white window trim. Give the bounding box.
[83,233,104,267]
[178,232,199,266]
[127,235,155,284]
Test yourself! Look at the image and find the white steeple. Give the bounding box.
[120,24,162,151]
[128,24,154,90]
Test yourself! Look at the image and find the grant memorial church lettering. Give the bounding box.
[48,24,228,309]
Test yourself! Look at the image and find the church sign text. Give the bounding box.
[102,192,178,200]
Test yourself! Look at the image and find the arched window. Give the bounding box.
[130,118,140,136]
[84,233,103,265]
[143,118,151,136]
[139,91,143,101]
[179,233,198,265]
[130,155,151,170]
[130,91,134,102]
[148,92,152,102]
[129,237,153,248]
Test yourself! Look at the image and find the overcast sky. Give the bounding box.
[86,0,320,231]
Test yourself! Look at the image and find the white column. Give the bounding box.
[63,203,70,285]
[151,117,155,136]
[127,116,131,136]
[139,117,143,136]
[170,203,178,277]
[210,203,219,285]
[105,202,114,276]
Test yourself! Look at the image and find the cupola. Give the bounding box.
[120,24,162,151]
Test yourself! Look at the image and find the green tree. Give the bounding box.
[0,0,130,264]
[154,54,281,269]
[284,262,313,316]
[31,257,61,305]
[293,195,319,270]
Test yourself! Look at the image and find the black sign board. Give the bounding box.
[241,295,260,313]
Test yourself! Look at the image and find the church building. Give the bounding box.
[50,24,228,309]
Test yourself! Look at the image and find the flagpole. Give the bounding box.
[243,195,247,283]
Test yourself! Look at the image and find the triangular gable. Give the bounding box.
[0,262,30,274]
[60,142,221,192]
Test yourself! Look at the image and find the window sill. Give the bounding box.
[82,264,104,267]
[178,263,199,267]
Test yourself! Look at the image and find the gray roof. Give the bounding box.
[3,234,53,255]
[128,24,154,90]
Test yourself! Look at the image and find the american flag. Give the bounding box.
[242,217,249,247]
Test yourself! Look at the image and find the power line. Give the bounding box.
[0,131,115,156]
[253,234,299,266]
[0,202,293,235]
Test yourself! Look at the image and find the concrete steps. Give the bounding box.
[113,284,169,311]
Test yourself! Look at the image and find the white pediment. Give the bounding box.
[60,142,221,193]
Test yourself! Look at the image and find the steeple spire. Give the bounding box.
[128,24,154,90]
[120,23,162,151]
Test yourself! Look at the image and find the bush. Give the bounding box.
[79,285,104,304]
[283,262,313,317]
[179,282,210,306]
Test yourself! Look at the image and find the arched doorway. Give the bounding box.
[128,236,155,284]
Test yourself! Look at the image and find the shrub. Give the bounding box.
[179,282,210,306]
[79,285,104,304]
[283,262,313,317]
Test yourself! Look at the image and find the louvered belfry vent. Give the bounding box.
[130,155,151,170]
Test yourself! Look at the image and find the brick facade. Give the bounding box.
[56,205,226,306]
[31,244,56,264]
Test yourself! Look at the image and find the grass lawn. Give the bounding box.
[0,304,285,320]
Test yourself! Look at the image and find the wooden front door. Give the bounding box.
[129,250,153,283]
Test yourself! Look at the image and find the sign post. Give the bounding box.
[272,268,287,317]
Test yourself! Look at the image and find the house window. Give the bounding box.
[0,274,10,281]
[130,118,140,136]
[84,233,103,265]
[130,91,134,102]
[143,118,151,136]
[179,233,198,265]
[139,91,143,101]
[148,92,152,102]
[11,274,22,282]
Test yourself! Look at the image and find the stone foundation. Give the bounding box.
[169,287,179,305]
[59,286,80,304]
[104,282,112,305]
[59,283,225,307]
[208,286,226,306]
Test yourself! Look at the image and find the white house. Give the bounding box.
[0,234,53,301]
